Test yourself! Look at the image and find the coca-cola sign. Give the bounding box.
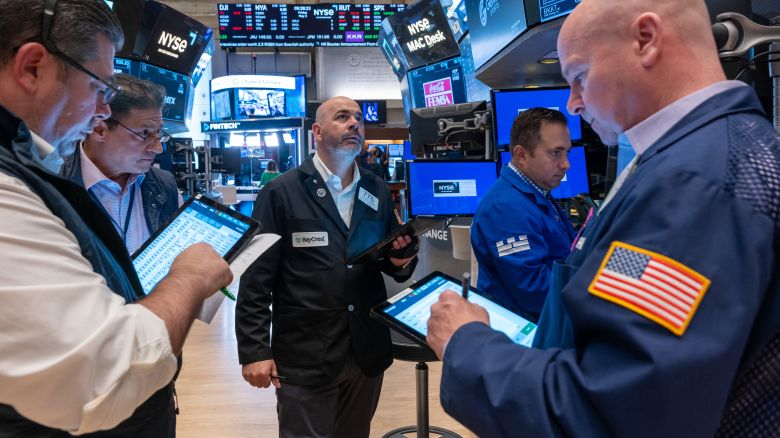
[422,77,453,108]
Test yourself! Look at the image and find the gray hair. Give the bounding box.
[0,0,123,67]
[104,74,166,126]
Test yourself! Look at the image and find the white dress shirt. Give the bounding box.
[0,136,177,434]
[313,152,361,228]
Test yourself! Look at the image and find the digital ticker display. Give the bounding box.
[217,3,406,47]
[539,0,581,22]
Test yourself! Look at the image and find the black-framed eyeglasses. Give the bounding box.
[41,0,120,104]
[109,118,171,144]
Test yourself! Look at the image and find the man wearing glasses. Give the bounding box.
[62,73,180,255]
[0,1,232,436]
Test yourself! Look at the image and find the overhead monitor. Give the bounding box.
[210,75,306,121]
[384,0,460,69]
[217,3,406,47]
[138,62,190,123]
[378,19,411,80]
[407,160,499,217]
[114,0,213,76]
[464,0,527,70]
[407,57,467,109]
[491,88,583,148]
[537,0,580,23]
[409,101,487,156]
[357,100,387,124]
[458,33,492,103]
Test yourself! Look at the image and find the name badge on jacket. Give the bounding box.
[358,187,379,211]
[292,232,329,247]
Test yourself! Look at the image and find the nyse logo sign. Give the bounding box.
[423,78,454,108]
[433,181,460,194]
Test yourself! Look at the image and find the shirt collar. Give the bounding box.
[29,131,64,174]
[508,161,549,197]
[80,143,144,191]
[625,80,747,156]
[313,151,360,192]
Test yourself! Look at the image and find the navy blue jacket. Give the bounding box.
[471,165,575,318]
[440,86,780,437]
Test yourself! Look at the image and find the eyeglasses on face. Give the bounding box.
[109,118,171,144]
[41,0,121,104]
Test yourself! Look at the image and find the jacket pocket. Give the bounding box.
[273,306,345,369]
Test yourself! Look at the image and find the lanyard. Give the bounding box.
[89,184,136,245]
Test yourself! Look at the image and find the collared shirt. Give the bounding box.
[80,145,149,254]
[0,142,176,433]
[29,131,63,173]
[625,81,747,156]
[508,162,549,198]
[313,151,361,228]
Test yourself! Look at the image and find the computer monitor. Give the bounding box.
[407,160,499,217]
[409,101,487,157]
[407,57,467,109]
[210,147,242,174]
[492,88,583,148]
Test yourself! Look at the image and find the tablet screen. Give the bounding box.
[382,274,537,346]
[132,196,254,295]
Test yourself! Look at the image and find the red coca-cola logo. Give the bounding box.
[423,77,452,95]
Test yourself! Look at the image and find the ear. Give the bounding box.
[11,42,50,95]
[513,144,528,163]
[90,120,109,142]
[312,122,322,142]
[632,12,662,68]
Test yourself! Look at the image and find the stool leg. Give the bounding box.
[416,361,429,438]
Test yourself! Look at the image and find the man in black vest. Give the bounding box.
[237,96,418,437]
[0,1,232,436]
[62,73,180,255]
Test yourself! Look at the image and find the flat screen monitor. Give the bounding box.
[217,3,406,47]
[138,62,189,123]
[403,140,415,161]
[464,0,527,70]
[211,147,242,174]
[407,57,467,109]
[387,144,403,157]
[210,75,306,120]
[357,100,387,124]
[409,101,487,156]
[492,88,583,148]
[499,150,511,166]
[459,34,492,103]
[407,160,499,217]
[537,0,580,23]
[213,90,232,120]
[385,0,460,69]
[552,146,589,199]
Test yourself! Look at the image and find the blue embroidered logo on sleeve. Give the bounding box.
[495,235,530,257]
[588,241,711,336]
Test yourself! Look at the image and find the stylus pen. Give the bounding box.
[461,272,470,299]
[220,287,237,301]
[271,375,288,381]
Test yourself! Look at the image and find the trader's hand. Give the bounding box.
[427,291,490,359]
[242,359,281,389]
[168,243,233,299]
[389,234,417,267]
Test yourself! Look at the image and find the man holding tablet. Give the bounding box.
[237,96,417,438]
[0,1,232,435]
[428,0,780,436]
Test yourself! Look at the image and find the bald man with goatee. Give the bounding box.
[236,97,418,438]
[426,1,780,436]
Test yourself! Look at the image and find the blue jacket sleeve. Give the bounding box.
[442,167,777,437]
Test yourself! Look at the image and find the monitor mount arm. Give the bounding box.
[713,12,780,130]
[437,111,493,159]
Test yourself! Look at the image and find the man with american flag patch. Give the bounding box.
[427,0,780,437]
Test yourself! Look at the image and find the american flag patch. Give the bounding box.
[496,235,530,257]
[588,242,710,336]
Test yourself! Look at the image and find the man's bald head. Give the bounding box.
[557,0,725,144]
[315,96,360,124]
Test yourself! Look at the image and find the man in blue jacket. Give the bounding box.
[471,108,575,319]
[428,0,780,436]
